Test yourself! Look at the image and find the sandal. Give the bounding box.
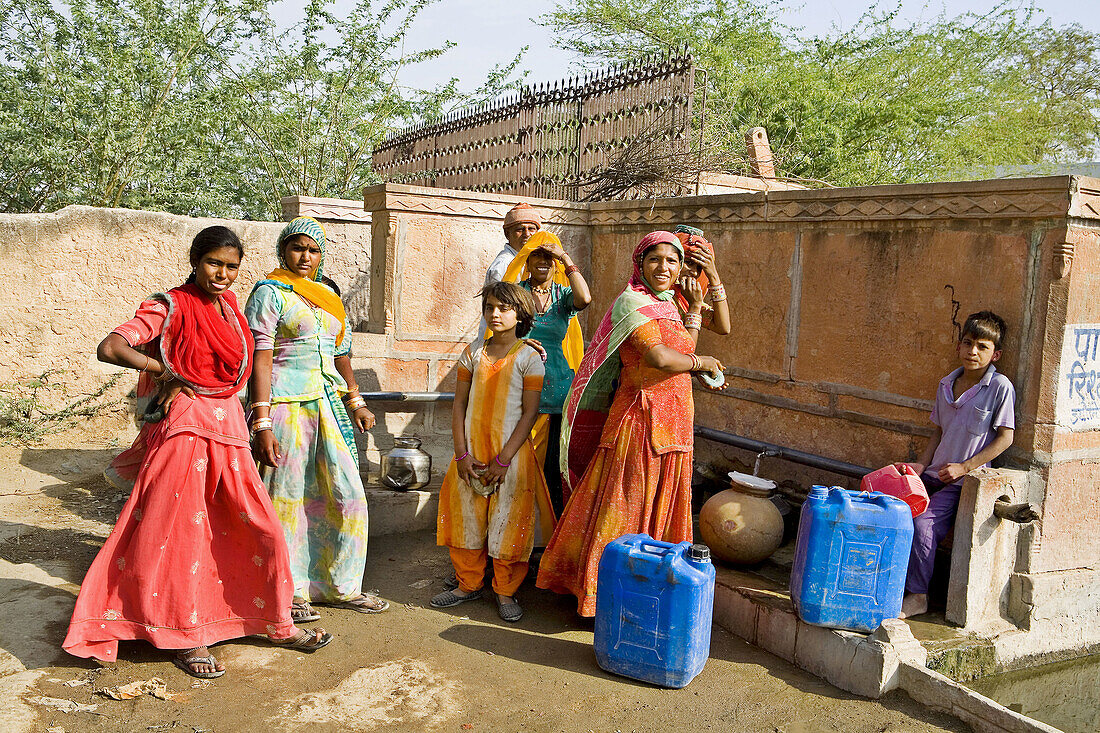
[327,593,389,614]
[173,648,226,679]
[497,596,523,623]
[271,628,333,653]
[291,600,321,623]
[430,588,483,608]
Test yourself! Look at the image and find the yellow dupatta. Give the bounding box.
[264,268,347,346]
[497,231,584,371]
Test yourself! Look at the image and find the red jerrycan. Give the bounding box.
[859,463,929,517]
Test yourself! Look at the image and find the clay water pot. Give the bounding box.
[698,471,785,565]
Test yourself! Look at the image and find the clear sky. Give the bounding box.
[272,0,1096,96]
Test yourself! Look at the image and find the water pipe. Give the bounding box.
[360,392,455,402]
[694,426,872,480]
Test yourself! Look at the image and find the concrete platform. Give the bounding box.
[711,562,1060,733]
[365,482,440,537]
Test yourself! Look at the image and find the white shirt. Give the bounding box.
[477,243,518,340]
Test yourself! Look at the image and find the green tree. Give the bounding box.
[541,0,1100,186]
[0,0,525,217]
[229,0,525,217]
[0,0,270,215]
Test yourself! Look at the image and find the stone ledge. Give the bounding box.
[364,485,439,537]
[711,570,1061,732]
[281,195,373,223]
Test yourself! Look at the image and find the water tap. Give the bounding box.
[753,448,781,476]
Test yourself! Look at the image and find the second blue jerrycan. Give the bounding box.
[594,533,715,688]
[790,486,914,633]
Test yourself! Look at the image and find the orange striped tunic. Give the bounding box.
[436,342,556,562]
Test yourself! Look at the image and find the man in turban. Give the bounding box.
[477,203,543,340]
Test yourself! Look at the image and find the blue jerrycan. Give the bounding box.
[790,486,914,633]
[594,533,715,688]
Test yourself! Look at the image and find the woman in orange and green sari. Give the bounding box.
[536,230,727,617]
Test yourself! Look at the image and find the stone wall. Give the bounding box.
[352,185,591,478]
[0,199,372,411]
[582,176,1100,661]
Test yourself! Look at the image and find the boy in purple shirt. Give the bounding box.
[899,311,1016,619]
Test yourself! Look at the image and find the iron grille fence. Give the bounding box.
[372,47,696,201]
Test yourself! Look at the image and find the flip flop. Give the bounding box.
[271,628,333,652]
[291,600,321,623]
[326,593,389,614]
[173,649,226,679]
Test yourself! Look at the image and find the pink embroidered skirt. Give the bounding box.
[64,394,296,661]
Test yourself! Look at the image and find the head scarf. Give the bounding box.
[499,230,584,370]
[629,230,684,301]
[263,216,347,346]
[559,231,685,492]
[673,225,713,313]
[503,203,543,233]
[277,216,328,280]
[158,284,253,397]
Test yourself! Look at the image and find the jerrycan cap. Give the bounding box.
[688,544,711,562]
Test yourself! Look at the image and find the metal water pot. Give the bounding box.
[380,436,432,491]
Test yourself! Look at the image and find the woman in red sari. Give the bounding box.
[64,226,332,678]
[536,231,727,616]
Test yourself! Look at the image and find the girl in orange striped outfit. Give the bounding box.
[432,282,555,622]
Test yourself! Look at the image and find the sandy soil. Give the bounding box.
[0,439,968,732]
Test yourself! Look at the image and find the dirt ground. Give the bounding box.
[0,438,969,733]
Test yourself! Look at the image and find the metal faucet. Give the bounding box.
[753,448,782,476]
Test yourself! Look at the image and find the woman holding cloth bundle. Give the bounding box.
[245,217,387,625]
[536,230,728,617]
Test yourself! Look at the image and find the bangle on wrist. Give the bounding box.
[564,264,580,277]
[249,401,271,410]
[689,354,700,372]
[494,454,511,468]
[709,283,727,302]
[683,313,703,331]
[455,450,470,461]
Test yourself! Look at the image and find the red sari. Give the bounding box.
[64,285,296,661]
[537,232,695,617]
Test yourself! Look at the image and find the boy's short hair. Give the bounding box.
[480,281,536,338]
[961,310,1007,350]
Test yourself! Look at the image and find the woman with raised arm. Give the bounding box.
[65,226,332,680]
[536,230,727,617]
[498,230,591,516]
[245,217,386,626]
[674,225,731,336]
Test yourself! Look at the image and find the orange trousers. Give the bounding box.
[449,547,527,596]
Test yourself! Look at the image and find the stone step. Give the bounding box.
[364,482,441,537]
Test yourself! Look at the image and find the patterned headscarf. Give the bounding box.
[630,230,684,301]
[673,224,713,312]
[277,217,327,281]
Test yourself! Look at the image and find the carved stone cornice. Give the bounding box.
[1069,175,1100,220]
[363,183,589,226]
[281,196,372,223]
[586,177,1085,227]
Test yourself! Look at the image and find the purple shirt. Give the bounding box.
[928,365,1015,476]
